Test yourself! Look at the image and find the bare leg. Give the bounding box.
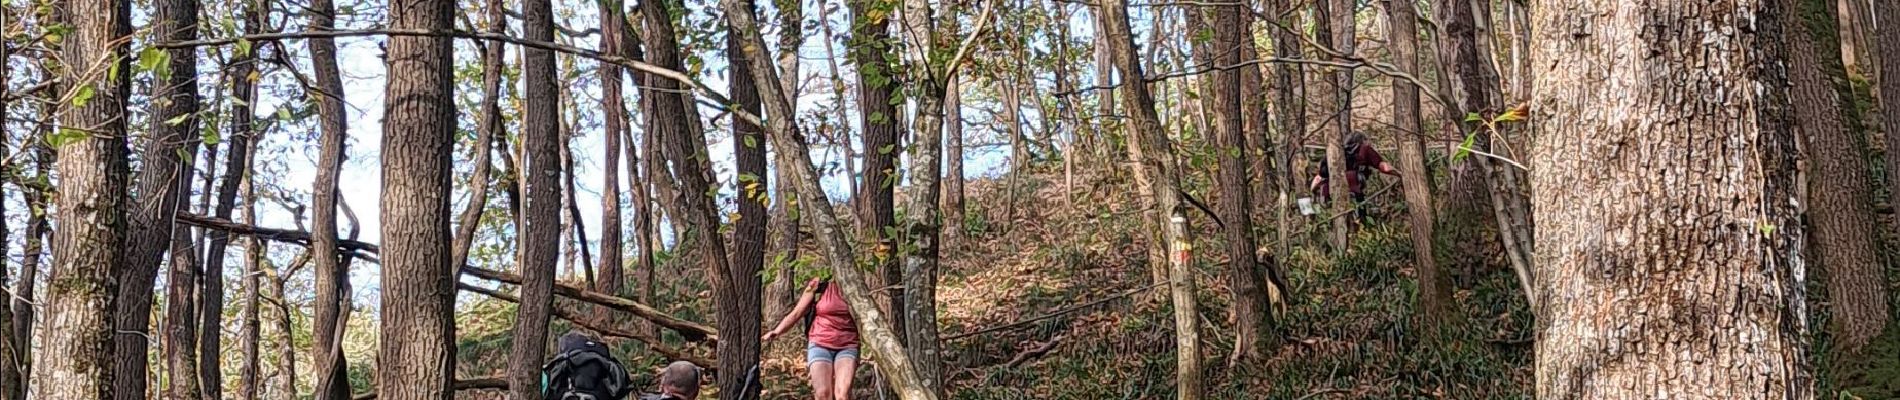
[831,356,858,400]
[809,361,835,400]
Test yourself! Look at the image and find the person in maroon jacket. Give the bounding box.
[1310,132,1400,222]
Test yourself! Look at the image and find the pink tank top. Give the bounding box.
[809,280,859,349]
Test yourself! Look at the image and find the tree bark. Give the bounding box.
[307,0,352,396]
[1786,0,1890,353]
[1878,0,1900,253]
[1837,0,1874,76]
[723,8,769,398]
[1319,0,1354,251]
[762,0,805,350]
[943,73,966,246]
[1095,0,1203,397]
[644,0,751,386]
[8,102,54,400]
[1270,0,1304,262]
[1433,0,1498,275]
[113,0,202,393]
[202,6,270,397]
[510,0,564,392]
[1529,0,1814,397]
[1382,0,1452,329]
[849,0,905,337]
[893,0,959,392]
[376,0,459,396]
[1199,0,1274,365]
[720,2,938,398]
[0,14,10,397]
[36,0,133,396]
[238,168,264,400]
[267,265,298,400]
[597,0,628,296]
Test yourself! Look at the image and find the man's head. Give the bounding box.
[1343,131,1367,150]
[658,361,701,400]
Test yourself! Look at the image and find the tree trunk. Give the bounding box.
[1437,0,1534,305]
[238,169,264,400]
[1529,0,1814,396]
[1879,0,1900,251]
[166,173,206,400]
[1002,57,1026,227]
[644,0,756,388]
[267,265,298,400]
[510,0,564,392]
[721,2,938,398]
[1096,0,1203,397]
[943,74,965,247]
[1094,12,1116,166]
[1382,0,1452,329]
[309,0,354,395]
[113,0,202,393]
[376,0,459,396]
[722,9,769,398]
[762,0,805,347]
[0,150,10,400]
[609,3,657,337]
[849,0,905,337]
[202,6,270,397]
[1318,0,1354,251]
[1434,0,1498,276]
[0,9,11,395]
[893,0,953,392]
[597,0,628,296]
[1270,0,1304,262]
[1837,0,1874,76]
[9,101,54,400]
[37,0,133,396]
[1199,1,1274,365]
[1787,0,1890,353]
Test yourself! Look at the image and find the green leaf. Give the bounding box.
[276,107,292,121]
[743,135,758,149]
[878,144,896,155]
[137,47,165,73]
[48,128,89,148]
[1759,221,1777,237]
[203,129,222,146]
[163,112,192,126]
[70,85,96,107]
[1463,112,1483,123]
[1451,131,1476,163]
[235,38,253,58]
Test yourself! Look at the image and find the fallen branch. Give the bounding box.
[942,283,1164,342]
[458,283,717,368]
[174,212,715,343]
[461,266,718,343]
[1005,334,1066,369]
[350,376,509,400]
[176,212,381,253]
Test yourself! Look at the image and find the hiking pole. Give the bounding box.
[738,364,761,400]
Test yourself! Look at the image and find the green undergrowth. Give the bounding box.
[929,172,1532,399]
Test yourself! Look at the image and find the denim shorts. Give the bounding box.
[806,342,860,364]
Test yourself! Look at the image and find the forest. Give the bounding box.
[2,0,1900,398]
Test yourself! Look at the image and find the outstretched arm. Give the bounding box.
[763,280,820,341]
[1377,161,1400,177]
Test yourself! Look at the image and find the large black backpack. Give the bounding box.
[542,335,631,400]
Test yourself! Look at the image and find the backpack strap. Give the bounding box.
[802,281,829,338]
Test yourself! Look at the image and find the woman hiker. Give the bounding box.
[762,278,859,400]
